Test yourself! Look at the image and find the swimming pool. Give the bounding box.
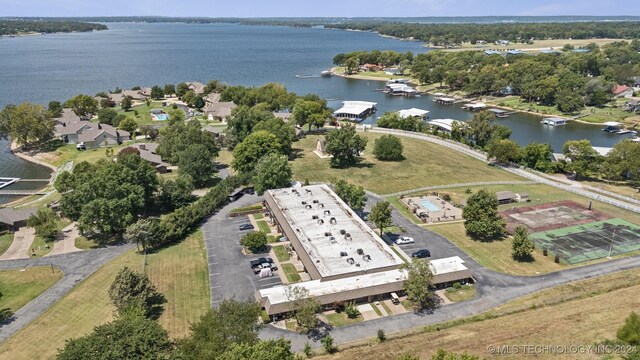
[419,198,440,212]
[154,114,168,121]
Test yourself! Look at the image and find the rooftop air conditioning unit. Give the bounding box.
[340,251,348,257]
[356,248,364,255]
[347,258,355,265]
[339,229,346,235]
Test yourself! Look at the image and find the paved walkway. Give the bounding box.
[0,244,133,342]
[368,127,640,213]
[0,227,34,261]
[47,223,81,256]
[381,180,538,198]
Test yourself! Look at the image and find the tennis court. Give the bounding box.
[530,218,640,264]
[501,200,610,234]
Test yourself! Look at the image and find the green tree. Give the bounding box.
[401,258,437,311]
[163,84,176,97]
[369,201,393,236]
[487,139,521,164]
[520,143,554,172]
[253,117,297,155]
[334,180,367,213]
[97,108,119,125]
[64,94,98,118]
[253,153,292,195]
[123,217,162,253]
[0,102,54,146]
[293,100,329,131]
[176,82,190,98]
[0,292,12,323]
[562,139,602,180]
[467,111,494,148]
[345,57,360,74]
[118,117,138,134]
[157,177,196,212]
[27,208,59,241]
[108,267,166,319]
[56,310,172,360]
[232,131,281,175]
[617,312,640,345]
[606,140,640,186]
[47,101,63,118]
[373,134,404,161]
[462,189,505,241]
[240,231,268,253]
[178,144,217,188]
[556,89,584,113]
[432,348,482,360]
[511,225,535,261]
[167,108,186,124]
[157,120,218,164]
[325,125,368,168]
[121,95,133,111]
[218,339,295,360]
[175,299,262,359]
[321,334,337,354]
[285,285,320,333]
[150,85,164,100]
[226,104,275,147]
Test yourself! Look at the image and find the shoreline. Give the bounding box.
[329,68,629,127]
[9,141,58,172]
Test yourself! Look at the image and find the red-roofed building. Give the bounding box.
[612,85,634,98]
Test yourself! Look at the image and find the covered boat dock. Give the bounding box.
[333,101,377,122]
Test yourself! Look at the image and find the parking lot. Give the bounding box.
[201,195,282,307]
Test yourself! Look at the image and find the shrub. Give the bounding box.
[465,188,472,194]
[344,302,360,319]
[543,248,548,256]
[240,231,268,253]
[303,342,313,358]
[373,134,404,161]
[441,193,452,201]
[554,255,560,263]
[452,282,462,290]
[377,329,386,342]
[321,334,336,354]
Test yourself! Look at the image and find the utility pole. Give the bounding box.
[608,228,617,258]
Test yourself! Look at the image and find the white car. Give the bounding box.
[395,236,414,245]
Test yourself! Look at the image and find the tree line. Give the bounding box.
[0,20,107,35]
[325,21,640,46]
[411,41,640,113]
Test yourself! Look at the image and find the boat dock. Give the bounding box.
[433,96,456,105]
[0,177,19,190]
[488,108,511,118]
[0,189,48,196]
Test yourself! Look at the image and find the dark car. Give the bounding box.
[250,257,274,268]
[239,224,254,231]
[411,249,431,258]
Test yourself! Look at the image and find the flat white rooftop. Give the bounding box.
[266,184,403,278]
[398,108,430,118]
[428,118,462,131]
[333,101,377,117]
[258,256,470,306]
[260,269,406,306]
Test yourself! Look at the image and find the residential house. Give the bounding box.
[56,121,130,148]
[127,143,169,173]
[623,98,640,113]
[53,108,82,126]
[186,81,206,95]
[121,89,148,102]
[360,63,383,72]
[612,85,634,98]
[0,207,36,231]
[273,111,292,122]
[203,125,226,145]
[204,101,236,122]
[108,92,125,105]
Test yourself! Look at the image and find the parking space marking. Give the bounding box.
[211,272,220,276]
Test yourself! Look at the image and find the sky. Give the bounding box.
[1,0,639,18]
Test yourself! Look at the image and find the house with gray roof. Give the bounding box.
[53,109,82,126]
[0,207,37,231]
[55,121,130,148]
[186,81,206,94]
[126,143,168,173]
[204,101,236,121]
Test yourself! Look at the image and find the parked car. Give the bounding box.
[250,257,274,269]
[252,262,277,274]
[411,249,431,258]
[76,142,87,150]
[239,224,254,231]
[395,236,414,245]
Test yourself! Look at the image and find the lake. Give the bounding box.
[0,22,632,203]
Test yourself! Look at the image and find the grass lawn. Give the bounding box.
[490,96,638,125]
[74,236,99,250]
[379,301,392,315]
[117,101,169,127]
[256,220,271,234]
[0,232,14,256]
[291,133,522,195]
[285,320,298,331]
[325,312,363,327]
[370,303,383,317]
[580,179,640,201]
[431,223,566,276]
[230,203,263,214]
[30,218,72,258]
[388,197,422,225]
[267,235,280,244]
[281,263,301,283]
[253,213,264,220]
[38,143,133,167]
[444,285,477,303]
[272,245,290,262]
[315,268,640,360]
[0,266,63,313]
[0,230,209,359]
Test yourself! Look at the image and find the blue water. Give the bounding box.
[155,114,168,121]
[419,199,440,212]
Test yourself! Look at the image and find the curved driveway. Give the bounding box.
[0,244,133,342]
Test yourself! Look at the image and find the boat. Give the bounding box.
[602,121,623,133]
[541,117,568,126]
[488,108,509,118]
[462,102,487,111]
[320,71,332,77]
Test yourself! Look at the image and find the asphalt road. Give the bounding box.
[201,193,282,307]
[0,244,134,342]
